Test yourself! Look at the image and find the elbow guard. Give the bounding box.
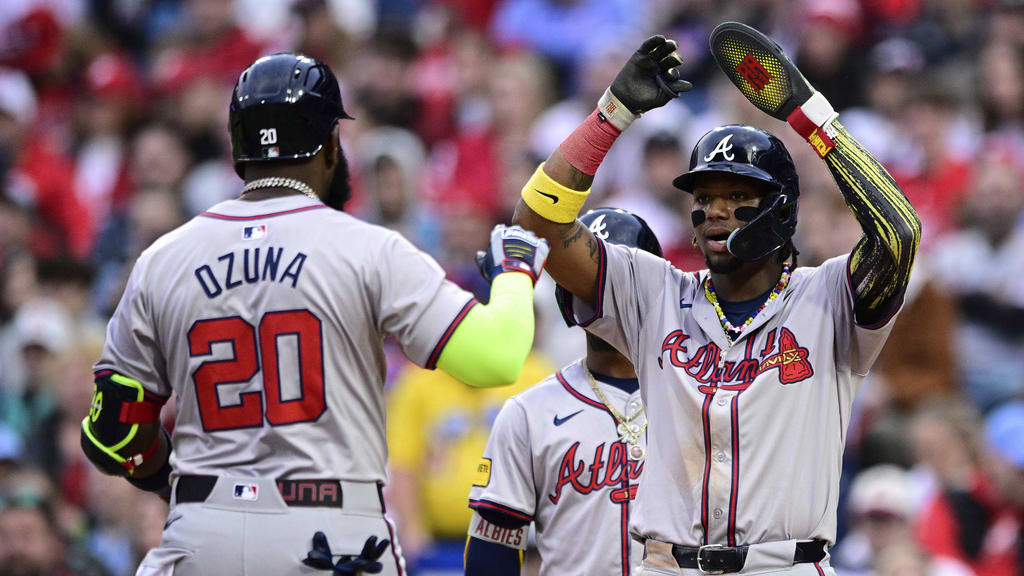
[80,371,166,476]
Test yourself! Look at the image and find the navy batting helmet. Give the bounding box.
[229,53,353,177]
[555,208,663,327]
[673,125,799,261]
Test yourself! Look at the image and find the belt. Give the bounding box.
[672,540,826,574]
[175,475,384,509]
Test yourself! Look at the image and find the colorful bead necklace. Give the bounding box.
[703,264,791,342]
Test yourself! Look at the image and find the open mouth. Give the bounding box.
[704,230,732,252]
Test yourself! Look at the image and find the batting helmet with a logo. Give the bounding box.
[229,53,354,177]
[555,208,662,327]
[673,125,799,261]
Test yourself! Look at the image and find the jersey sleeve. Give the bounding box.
[821,254,902,376]
[93,254,171,398]
[374,232,476,368]
[468,398,536,525]
[561,240,670,364]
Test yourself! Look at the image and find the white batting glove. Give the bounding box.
[476,225,550,284]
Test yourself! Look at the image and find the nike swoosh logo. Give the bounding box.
[536,189,559,204]
[553,410,584,426]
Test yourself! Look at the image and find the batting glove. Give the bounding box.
[603,35,692,127]
[709,22,840,157]
[475,225,550,284]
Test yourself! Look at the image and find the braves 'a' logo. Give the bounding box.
[704,134,735,162]
[657,326,814,388]
[548,441,643,505]
[588,214,609,240]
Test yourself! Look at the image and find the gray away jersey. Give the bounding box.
[563,241,901,549]
[95,196,474,484]
[468,360,645,576]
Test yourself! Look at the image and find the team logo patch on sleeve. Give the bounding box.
[473,458,491,487]
[243,224,267,240]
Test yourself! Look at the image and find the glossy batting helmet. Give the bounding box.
[229,53,353,177]
[672,125,799,261]
[555,208,663,327]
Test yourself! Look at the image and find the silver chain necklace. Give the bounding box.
[240,177,319,201]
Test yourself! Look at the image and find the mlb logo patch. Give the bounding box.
[233,483,259,501]
[243,225,267,240]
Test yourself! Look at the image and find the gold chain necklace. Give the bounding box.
[582,364,647,461]
[703,263,791,343]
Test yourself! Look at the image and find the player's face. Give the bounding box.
[691,173,766,273]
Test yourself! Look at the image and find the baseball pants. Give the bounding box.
[136,475,405,576]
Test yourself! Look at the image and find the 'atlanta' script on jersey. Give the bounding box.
[657,326,814,390]
[549,440,643,505]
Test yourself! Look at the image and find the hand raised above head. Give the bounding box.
[608,35,693,117]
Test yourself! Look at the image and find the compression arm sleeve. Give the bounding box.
[822,121,922,326]
[437,273,535,387]
[464,536,523,576]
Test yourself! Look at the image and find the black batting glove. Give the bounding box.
[610,35,693,115]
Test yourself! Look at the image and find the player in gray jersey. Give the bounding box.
[511,25,921,575]
[79,53,550,576]
[465,208,661,576]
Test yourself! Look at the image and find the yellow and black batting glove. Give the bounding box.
[709,22,839,158]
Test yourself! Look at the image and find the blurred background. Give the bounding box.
[0,0,1022,574]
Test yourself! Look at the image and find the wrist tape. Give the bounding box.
[520,163,590,224]
[558,105,624,176]
[786,92,839,158]
[597,88,639,131]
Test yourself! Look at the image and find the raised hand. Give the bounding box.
[609,35,693,116]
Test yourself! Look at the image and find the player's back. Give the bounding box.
[129,196,443,483]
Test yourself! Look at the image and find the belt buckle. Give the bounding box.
[697,544,726,575]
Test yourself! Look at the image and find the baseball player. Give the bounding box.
[465,208,661,576]
[78,53,550,576]
[510,24,921,575]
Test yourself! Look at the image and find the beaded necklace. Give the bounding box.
[703,263,790,342]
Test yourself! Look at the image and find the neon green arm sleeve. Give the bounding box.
[436,272,535,388]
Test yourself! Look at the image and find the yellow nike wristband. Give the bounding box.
[520,163,590,224]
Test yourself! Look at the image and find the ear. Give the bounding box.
[324,122,341,171]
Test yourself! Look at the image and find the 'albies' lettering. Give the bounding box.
[473,516,525,548]
[195,247,308,298]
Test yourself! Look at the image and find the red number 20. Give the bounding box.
[188,310,325,431]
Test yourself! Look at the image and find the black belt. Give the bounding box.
[175,475,384,509]
[672,540,826,574]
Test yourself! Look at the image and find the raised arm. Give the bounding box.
[821,122,921,325]
[709,22,921,326]
[512,35,691,305]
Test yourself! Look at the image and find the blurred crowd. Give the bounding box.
[0,0,1022,575]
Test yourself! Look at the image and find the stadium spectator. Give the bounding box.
[386,355,553,572]
[930,156,1024,410]
[913,398,1022,575]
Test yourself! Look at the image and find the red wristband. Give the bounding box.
[786,105,835,158]
[557,108,622,175]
